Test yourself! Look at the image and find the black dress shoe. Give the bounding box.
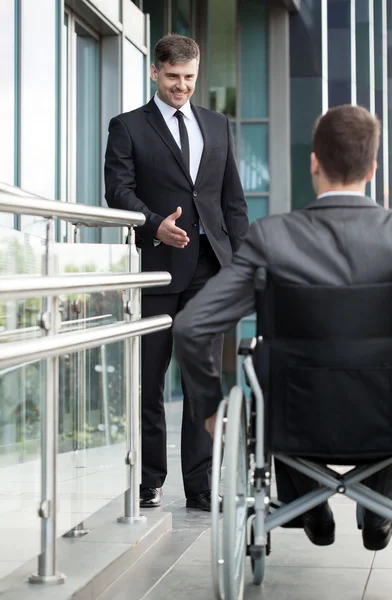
[362,519,392,551]
[140,487,162,508]
[186,490,222,512]
[303,512,335,546]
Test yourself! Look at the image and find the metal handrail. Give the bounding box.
[0,271,172,300]
[0,315,117,341]
[0,184,166,585]
[0,183,145,228]
[0,316,172,370]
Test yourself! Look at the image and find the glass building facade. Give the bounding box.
[1,2,392,576]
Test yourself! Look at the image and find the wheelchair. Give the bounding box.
[211,276,392,600]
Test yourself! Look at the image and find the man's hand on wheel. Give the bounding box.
[156,206,190,248]
[205,413,217,438]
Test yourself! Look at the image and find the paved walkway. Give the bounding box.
[108,402,392,600]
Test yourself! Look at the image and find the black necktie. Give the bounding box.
[174,110,190,173]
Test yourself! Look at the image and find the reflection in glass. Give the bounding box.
[76,24,100,242]
[207,0,236,117]
[240,124,269,193]
[0,228,46,466]
[123,40,145,112]
[56,244,128,452]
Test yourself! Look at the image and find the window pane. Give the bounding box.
[123,40,145,111]
[240,124,269,193]
[0,1,15,187]
[20,0,57,235]
[76,24,100,242]
[0,1,16,228]
[231,121,236,144]
[172,0,192,36]
[143,0,165,98]
[240,0,268,118]
[207,0,236,117]
[246,196,268,223]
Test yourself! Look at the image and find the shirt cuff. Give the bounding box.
[153,238,161,247]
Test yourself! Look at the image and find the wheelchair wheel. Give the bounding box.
[223,386,248,600]
[211,399,228,600]
[250,523,266,585]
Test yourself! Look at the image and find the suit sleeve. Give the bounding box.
[104,116,164,241]
[221,117,249,252]
[173,221,266,420]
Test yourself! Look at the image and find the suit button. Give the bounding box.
[193,191,198,197]
[192,222,198,227]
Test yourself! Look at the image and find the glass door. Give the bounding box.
[63,11,101,243]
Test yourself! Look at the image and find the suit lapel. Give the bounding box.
[144,99,193,186]
[192,104,210,188]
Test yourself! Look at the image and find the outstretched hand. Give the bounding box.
[156,206,190,248]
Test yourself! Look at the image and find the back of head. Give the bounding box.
[154,33,200,69]
[312,105,380,184]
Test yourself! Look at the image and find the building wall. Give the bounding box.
[0,0,149,462]
[291,0,390,209]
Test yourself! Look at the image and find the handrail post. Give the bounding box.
[118,227,146,524]
[29,218,65,584]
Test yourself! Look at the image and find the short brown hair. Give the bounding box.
[154,34,200,70]
[312,105,380,184]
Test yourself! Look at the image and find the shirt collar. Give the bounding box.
[307,194,377,210]
[317,191,366,200]
[154,92,192,121]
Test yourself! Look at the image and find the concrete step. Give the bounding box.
[102,500,214,600]
[0,496,172,600]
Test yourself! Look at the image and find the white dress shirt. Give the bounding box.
[317,191,366,200]
[154,93,204,184]
[154,93,205,236]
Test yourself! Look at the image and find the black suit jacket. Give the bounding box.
[104,98,249,294]
[174,194,392,418]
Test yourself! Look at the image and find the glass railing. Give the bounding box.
[0,183,172,585]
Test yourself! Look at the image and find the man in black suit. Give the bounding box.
[105,34,248,510]
[174,105,392,550]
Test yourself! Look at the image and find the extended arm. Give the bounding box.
[174,221,266,420]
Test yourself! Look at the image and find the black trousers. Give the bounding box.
[141,236,223,497]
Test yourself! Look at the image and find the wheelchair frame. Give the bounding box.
[210,337,392,600]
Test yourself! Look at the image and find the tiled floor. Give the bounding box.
[2,400,392,599]
[136,498,392,600]
[111,404,392,600]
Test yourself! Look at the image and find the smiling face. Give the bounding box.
[150,59,199,109]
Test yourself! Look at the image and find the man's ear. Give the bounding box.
[150,64,158,82]
[310,152,320,176]
[365,159,377,183]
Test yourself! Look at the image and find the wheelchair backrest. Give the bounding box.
[254,280,392,460]
[257,280,392,340]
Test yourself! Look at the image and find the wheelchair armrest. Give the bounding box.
[237,337,257,356]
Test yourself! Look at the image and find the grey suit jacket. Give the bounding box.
[173,194,392,419]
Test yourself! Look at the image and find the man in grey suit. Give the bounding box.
[174,104,392,550]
